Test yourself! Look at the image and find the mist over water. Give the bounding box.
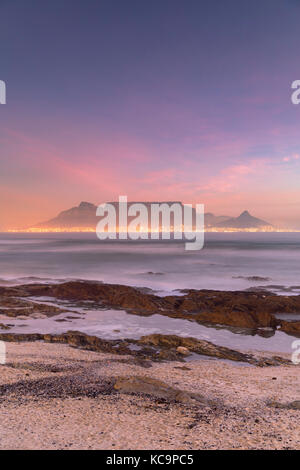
[0,232,300,294]
[1,232,299,353]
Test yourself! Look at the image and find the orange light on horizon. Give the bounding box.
[5,225,300,234]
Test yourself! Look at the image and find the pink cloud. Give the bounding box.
[282,153,300,163]
[200,159,268,193]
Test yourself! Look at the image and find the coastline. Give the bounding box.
[0,279,299,450]
[0,341,299,450]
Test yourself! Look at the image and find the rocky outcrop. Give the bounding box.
[0,295,68,318]
[137,334,290,366]
[21,282,161,314]
[0,333,44,342]
[0,331,292,367]
[138,334,254,363]
[1,280,300,336]
[187,309,276,329]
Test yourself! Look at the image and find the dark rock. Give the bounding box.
[279,320,300,337]
[113,376,207,404]
[0,331,291,367]
[138,334,256,364]
[138,334,291,367]
[2,281,300,336]
[233,276,271,282]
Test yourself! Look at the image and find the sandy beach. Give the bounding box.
[0,341,299,450]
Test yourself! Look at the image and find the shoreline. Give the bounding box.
[1,280,300,338]
[0,341,299,450]
[0,279,299,365]
[1,279,299,450]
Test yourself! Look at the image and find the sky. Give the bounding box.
[0,0,300,229]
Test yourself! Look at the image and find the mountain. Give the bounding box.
[35,202,98,229]
[215,210,272,229]
[204,212,231,227]
[31,203,272,231]
[34,201,228,230]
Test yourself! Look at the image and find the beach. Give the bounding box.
[0,234,300,450]
[0,341,299,450]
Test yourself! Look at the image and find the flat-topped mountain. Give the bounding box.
[31,203,272,231]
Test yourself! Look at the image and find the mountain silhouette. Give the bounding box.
[215,210,272,229]
[32,203,272,231]
[36,202,98,228]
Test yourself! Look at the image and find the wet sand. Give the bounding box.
[0,341,299,450]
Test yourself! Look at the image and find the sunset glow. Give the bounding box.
[0,1,300,230]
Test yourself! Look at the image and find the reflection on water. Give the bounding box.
[0,307,295,354]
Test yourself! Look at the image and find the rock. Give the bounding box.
[22,282,161,314]
[233,276,271,282]
[156,349,180,361]
[288,401,300,410]
[138,334,256,364]
[0,331,291,367]
[132,358,153,369]
[174,366,191,371]
[113,375,205,404]
[279,320,300,337]
[2,281,300,335]
[267,400,300,410]
[176,346,191,356]
[138,334,291,366]
[0,333,43,342]
[194,309,276,329]
[0,295,68,318]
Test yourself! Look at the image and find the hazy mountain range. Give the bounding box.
[32,201,273,231]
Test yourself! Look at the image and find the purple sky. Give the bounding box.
[0,0,300,229]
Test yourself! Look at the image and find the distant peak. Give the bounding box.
[240,210,251,217]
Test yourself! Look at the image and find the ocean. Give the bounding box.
[0,232,299,294]
[0,232,299,354]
